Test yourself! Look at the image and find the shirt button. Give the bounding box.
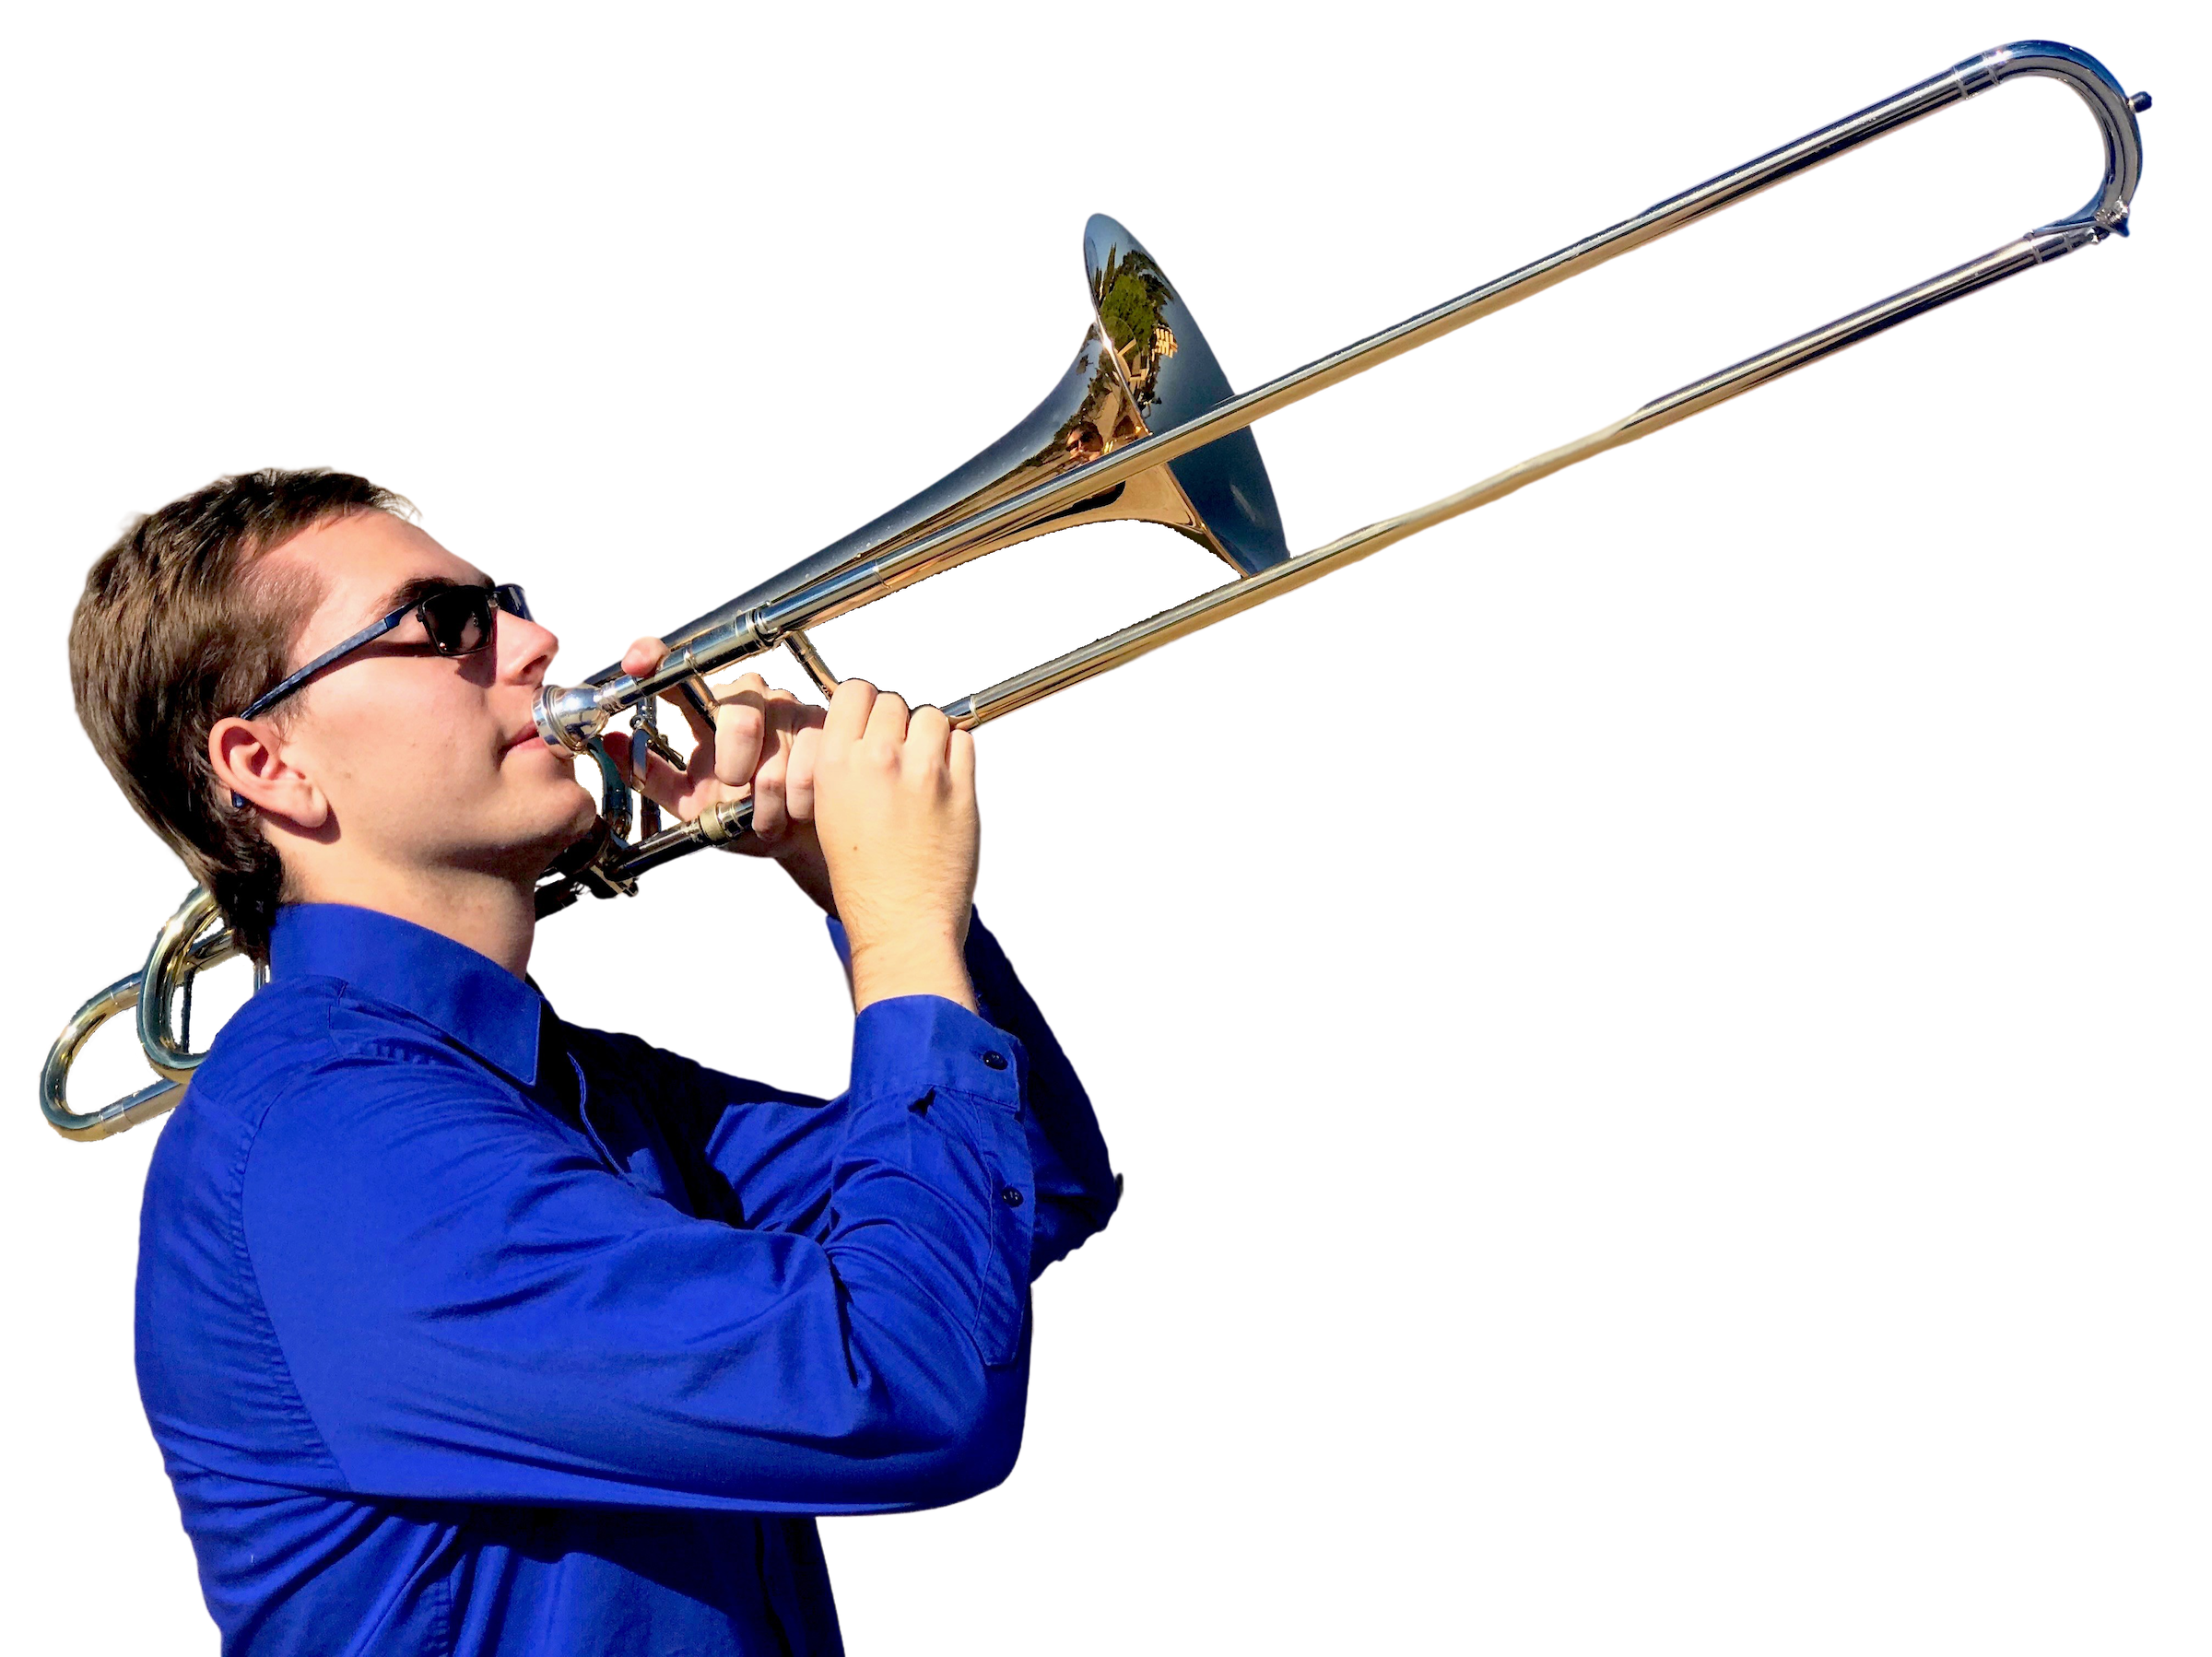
[1000,1185,1024,1206]
[980,1050,1007,1071]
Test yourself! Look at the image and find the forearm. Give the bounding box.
[246,1021,1040,1512]
[849,925,976,1014]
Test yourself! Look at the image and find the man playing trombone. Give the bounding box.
[69,467,1120,1655]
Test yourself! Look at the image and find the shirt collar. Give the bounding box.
[267,903,543,1086]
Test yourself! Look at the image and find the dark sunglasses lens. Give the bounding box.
[420,587,497,655]
[495,583,532,623]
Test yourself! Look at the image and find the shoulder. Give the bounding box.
[190,973,346,1098]
[166,975,511,1146]
[144,977,347,1215]
[149,977,543,1226]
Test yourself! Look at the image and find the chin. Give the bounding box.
[496,777,606,882]
[546,779,606,853]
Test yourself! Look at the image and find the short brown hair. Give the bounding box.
[70,469,411,960]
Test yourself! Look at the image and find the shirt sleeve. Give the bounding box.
[241,994,1037,1513]
[953,912,1122,1276]
[691,911,1121,1279]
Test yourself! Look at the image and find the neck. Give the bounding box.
[290,861,538,978]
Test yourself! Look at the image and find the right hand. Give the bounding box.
[797,679,980,1014]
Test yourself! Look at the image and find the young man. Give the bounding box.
[70,469,1119,1655]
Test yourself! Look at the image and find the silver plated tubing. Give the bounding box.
[41,972,183,1141]
[533,41,2144,750]
[583,32,2141,871]
[54,43,2150,1137]
[43,888,234,1140]
[136,888,237,1080]
[622,215,1290,687]
[782,630,840,698]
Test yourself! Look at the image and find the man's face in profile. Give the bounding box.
[254,511,600,886]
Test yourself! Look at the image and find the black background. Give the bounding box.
[26,19,2185,1645]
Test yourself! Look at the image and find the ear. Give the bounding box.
[209,716,329,831]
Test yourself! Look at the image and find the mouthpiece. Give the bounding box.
[533,679,628,753]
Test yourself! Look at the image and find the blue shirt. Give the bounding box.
[135,903,1119,1655]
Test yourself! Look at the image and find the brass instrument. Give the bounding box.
[42,41,2150,1139]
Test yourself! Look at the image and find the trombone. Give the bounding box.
[42,41,2150,1139]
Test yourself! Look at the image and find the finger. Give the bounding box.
[904,703,952,773]
[757,686,805,744]
[823,678,878,744]
[863,688,911,750]
[771,698,827,765]
[758,690,809,801]
[747,696,803,840]
[669,671,759,756]
[712,667,782,787]
[620,636,670,678]
[713,704,765,789]
[751,742,790,841]
[785,725,820,821]
[712,671,771,703]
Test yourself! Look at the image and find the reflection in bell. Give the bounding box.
[653,216,1291,660]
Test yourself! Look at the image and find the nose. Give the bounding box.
[500,609,560,687]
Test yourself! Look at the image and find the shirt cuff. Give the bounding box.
[848,993,1027,1113]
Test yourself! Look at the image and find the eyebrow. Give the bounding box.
[368,573,493,624]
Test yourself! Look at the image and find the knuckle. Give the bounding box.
[712,675,767,704]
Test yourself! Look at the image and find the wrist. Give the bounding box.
[847,927,976,1014]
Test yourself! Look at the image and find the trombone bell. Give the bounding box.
[649,215,1289,661]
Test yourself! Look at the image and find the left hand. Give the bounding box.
[611,638,837,914]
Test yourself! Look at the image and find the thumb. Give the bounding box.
[620,636,668,678]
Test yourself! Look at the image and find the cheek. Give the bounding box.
[310,670,500,787]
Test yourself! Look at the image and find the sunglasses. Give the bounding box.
[238,582,531,722]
